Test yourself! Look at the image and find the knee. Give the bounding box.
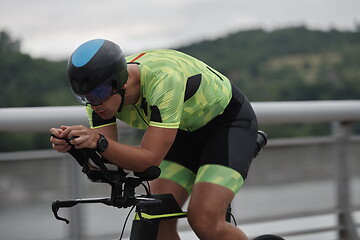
[187,211,208,235]
[187,205,223,237]
[157,219,179,240]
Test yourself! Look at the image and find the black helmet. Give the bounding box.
[67,39,128,105]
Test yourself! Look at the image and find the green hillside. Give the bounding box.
[0,31,77,108]
[177,26,360,102]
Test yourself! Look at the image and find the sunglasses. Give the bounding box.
[75,81,116,106]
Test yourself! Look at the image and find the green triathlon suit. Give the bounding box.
[86,49,258,194]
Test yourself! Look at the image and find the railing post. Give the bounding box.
[332,121,359,240]
[66,155,85,240]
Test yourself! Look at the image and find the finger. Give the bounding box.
[52,143,71,152]
[74,141,91,149]
[61,125,85,138]
[69,136,81,146]
[50,134,69,145]
[50,129,58,143]
[68,128,90,142]
[51,137,68,145]
[62,125,84,130]
[50,128,62,136]
[71,133,92,149]
[61,125,69,130]
[50,133,67,145]
[60,126,72,138]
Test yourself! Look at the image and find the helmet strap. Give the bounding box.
[117,88,126,112]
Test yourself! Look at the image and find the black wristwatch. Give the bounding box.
[96,134,108,153]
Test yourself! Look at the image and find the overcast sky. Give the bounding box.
[1,0,359,60]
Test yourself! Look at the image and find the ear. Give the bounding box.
[122,82,127,90]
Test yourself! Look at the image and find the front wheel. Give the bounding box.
[253,234,285,240]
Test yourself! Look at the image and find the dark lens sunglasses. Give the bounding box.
[83,81,115,106]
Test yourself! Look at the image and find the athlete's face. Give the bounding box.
[90,93,122,120]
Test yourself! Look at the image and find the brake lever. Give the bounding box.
[52,198,113,224]
[52,200,79,224]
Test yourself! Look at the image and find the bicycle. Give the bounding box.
[51,130,284,240]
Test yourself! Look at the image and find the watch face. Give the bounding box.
[98,135,108,152]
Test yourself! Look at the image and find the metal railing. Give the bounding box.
[1,100,360,240]
[1,100,360,132]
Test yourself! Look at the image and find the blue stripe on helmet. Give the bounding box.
[71,39,105,67]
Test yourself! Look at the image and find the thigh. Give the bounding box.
[164,129,202,173]
[201,121,257,180]
[195,97,258,194]
[159,130,202,195]
[150,178,189,207]
[201,94,258,177]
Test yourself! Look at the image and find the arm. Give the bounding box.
[58,124,177,172]
[102,126,177,172]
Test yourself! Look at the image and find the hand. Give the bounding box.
[50,127,72,153]
[59,125,99,149]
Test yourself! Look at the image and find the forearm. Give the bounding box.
[101,138,162,172]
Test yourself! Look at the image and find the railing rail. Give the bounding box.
[1,100,360,133]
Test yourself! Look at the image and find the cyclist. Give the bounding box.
[50,39,258,240]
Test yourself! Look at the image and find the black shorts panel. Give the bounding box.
[164,84,258,180]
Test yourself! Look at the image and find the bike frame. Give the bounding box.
[51,130,268,240]
[129,193,187,239]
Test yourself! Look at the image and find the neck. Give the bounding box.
[124,64,141,105]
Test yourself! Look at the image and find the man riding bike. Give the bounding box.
[50,39,258,240]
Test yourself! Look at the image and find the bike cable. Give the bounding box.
[118,205,136,240]
[140,181,151,196]
[117,181,150,239]
[228,210,237,226]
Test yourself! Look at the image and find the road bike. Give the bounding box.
[51,130,284,240]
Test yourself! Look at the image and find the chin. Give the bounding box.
[98,111,115,120]
[103,114,115,120]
